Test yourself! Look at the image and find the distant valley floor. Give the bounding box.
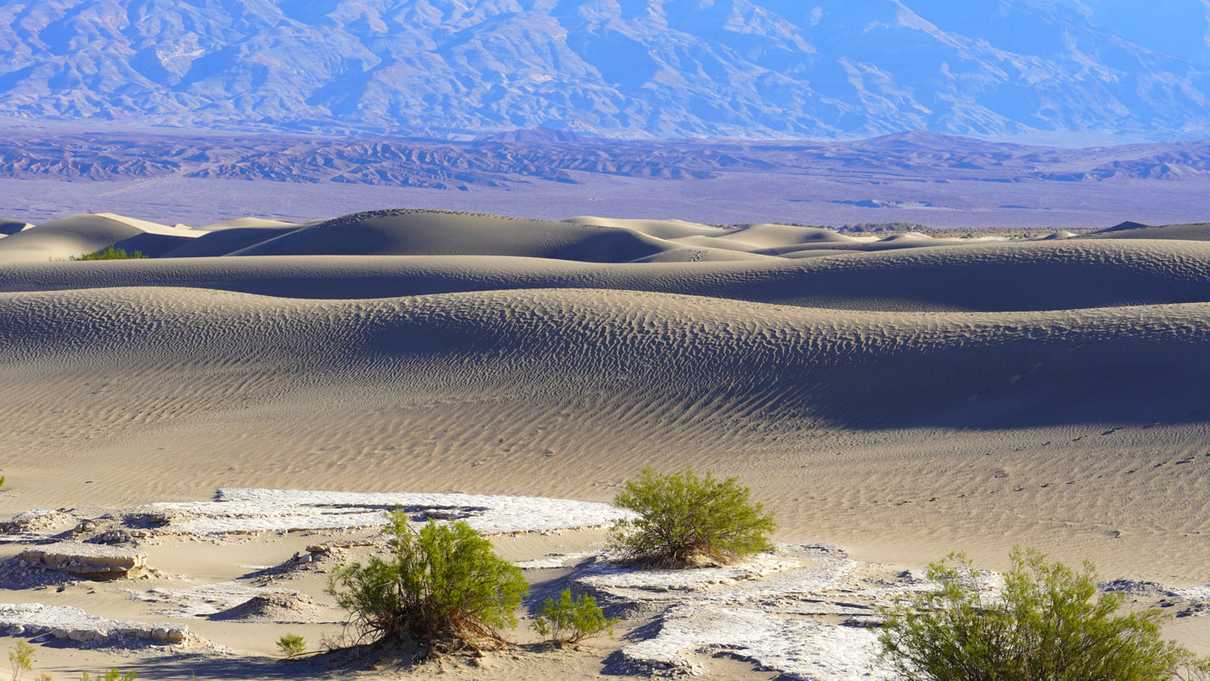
[5,172,1210,230]
[4,128,1210,228]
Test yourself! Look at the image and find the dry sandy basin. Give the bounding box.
[0,210,1209,679]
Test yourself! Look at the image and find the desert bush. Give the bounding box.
[328,510,528,654]
[276,633,306,659]
[532,588,615,646]
[8,642,33,681]
[878,548,1210,681]
[71,246,147,261]
[610,468,774,565]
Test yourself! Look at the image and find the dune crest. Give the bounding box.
[0,213,202,261]
[564,216,727,240]
[0,209,1048,264]
[3,238,1210,312]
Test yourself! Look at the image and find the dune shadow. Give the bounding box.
[122,644,420,680]
[791,352,1210,431]
[121,654,332,680]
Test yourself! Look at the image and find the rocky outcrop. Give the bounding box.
[0,508,77,536]
[15,542,147,580]
[0,603,189,646]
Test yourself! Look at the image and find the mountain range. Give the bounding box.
[1,0,1209,141]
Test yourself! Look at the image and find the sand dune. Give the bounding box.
[3,239,1210,312]
[768,233,1003,256]
[0,213,202,262]
[233,209,678,262]
[665,222,873,257]
[1,285,1208,577]
[0,209,1110,265]
[692,223,1008,256]
[198,217,298,230]
[3,286,1205,429]
[630,245,777,262]
[0,217,30,236]
[669,234,769,253]
[0,213,302,262]
[162,225,301,257]
[2,208,1210,677]
[564,216,726,239]
[709,223,866,249]
[1087,222,1210,241]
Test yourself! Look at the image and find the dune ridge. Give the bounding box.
[3,285,1206,425]
[0,213,203,261]
[563,216,727,240]
[2,239,1210,312]
[0,209,1068,265]
[228,209,676,262]
[2,283,1209,580]
[1088,222,1210,241]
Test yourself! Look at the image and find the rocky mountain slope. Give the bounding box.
[1,0,1208,140]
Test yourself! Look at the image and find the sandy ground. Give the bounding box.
[0,211,1208,679]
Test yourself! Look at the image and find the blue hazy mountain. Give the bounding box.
[0,0,1207,141]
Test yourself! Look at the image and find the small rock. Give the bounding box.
[67,628,101,643]
[88,529,139,546]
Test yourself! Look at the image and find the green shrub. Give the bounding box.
[71,246,147,261]
[8,642,33,681]
[532,588,615,647]
[878,548,1210,681]
[328,511,528,654]
[610,468,775,566]
[276,633,306,659]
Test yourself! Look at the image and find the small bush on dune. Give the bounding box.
[8,642,33,681]
[276,633,306,659]
[328,511,528,655]
[71,246,147,261]
[532,588,615,647]
[610,467,775,566]
[879,547,1210,681]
